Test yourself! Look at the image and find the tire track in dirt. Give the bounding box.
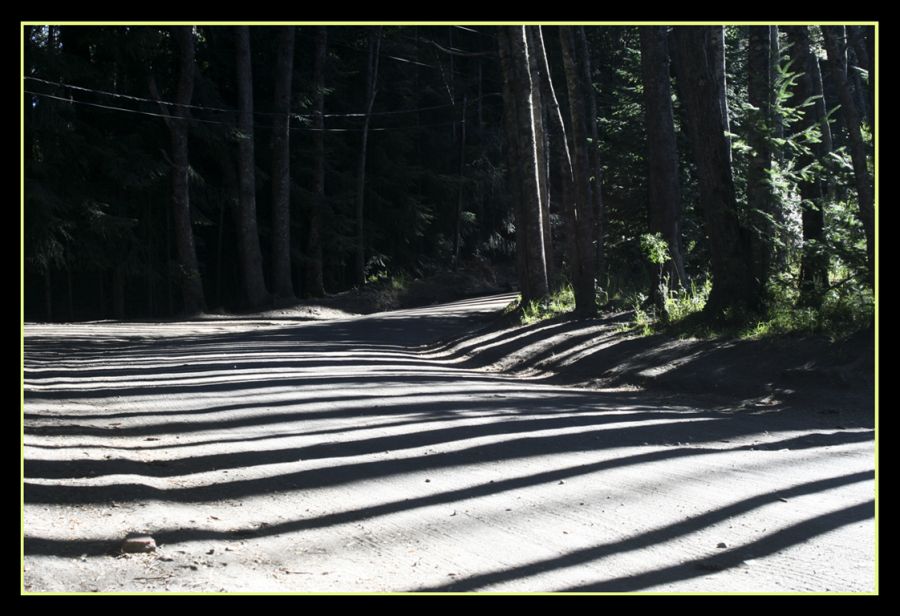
[23,295,875,593]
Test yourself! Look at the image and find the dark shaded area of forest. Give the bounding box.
[23,24,875,334]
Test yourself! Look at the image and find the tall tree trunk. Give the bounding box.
[640,26,687,311]
[98,273,105,319]
[845,29,868,126]
[822,26,875,286]
[66,268,74,321]
[709,26,732,157]
[560,26,596,316]
[784,26,830,308]
[169,26,205,315]
[864,26,874,141]
[164,206,173,315]
[305,26,327,297]
[498,26,549,303]
[112,265,125,319]
[144,196,154,316]
[770,26,784,158]
[576,27,606,287]
[44,269,52,321]
[216,197,225,309]
[270,26,295,300]
[525,28,552,282]
[747,25,775,294]
[670,26,761,316]
[453,95,467,268]
[497,28,528,298]
[848,26,874,148]
[355,27,382,286]
[534,26,588,312]
[234,26,270,308]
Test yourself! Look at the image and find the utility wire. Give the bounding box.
[26,89,467,133]
[25,75,470,120]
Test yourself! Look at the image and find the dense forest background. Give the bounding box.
[22,24,875,335]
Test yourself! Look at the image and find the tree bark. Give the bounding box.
[784,26,830,308]
[44,269,52,321]
[234,26,270,308]
[576,27,606,286]
[525,27,552,282]
[770,26,784,157]
[270,26,295,299]
[497,28,528,298]
[305,26,327,297]
[453,94,467,268]
[112,265,125,319]
[498,26,549,303]
[560,26,596,316]
[534,26,581,305]
[864,26,874,141]
[169,26,205,315]
[709,26,732,157]
[822,26,875,286]
[747,25,775,292]
[670,26,761,315]
[67,268,74,321]
[355,27,382,286]
[639,25,686,309]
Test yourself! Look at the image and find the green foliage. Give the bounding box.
[520,284,576,325]
[665,278,713,323]
[640,232,670,265]
[739,269,872,340]
[625,278,711,336]
[628,295,653,336]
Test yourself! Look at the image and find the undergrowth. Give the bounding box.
[627,273,873,342]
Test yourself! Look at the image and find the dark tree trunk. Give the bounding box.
[305,26,327,298]
[169,26,205,315]
[670,26,761,315]
[576,27,606,286]
[848,26,874,148]
[67,268,74,321]
[770,26,784,157]
[534,26,590,313]
[112,265,125,319]
[164,206,173,316]
[747,25,775,293]
[98,273,105,319]
[706,27,732,156]
[235,26,270,308]
[355,27,382,286]
[498,26,549,303]
[497,28,528,297]
[144,196,154,316]
[822,26,875,286]
[864,26,874,141]
[44,269,52,321]
[845,28,868,126]
[639,25,687,310]
[560,26,596,316]
[453,94,467,268]
[784,26,830,308]
[216,197,225,309]
[270,26,295,300]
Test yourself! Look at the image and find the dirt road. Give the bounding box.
[22,294,875,593]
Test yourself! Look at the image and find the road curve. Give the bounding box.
[23,295,875,593]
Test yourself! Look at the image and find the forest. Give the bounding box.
[22,23,878,594]
[23,24,875,334]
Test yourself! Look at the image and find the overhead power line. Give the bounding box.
[25,75,471,120]
[25,89,467,133]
